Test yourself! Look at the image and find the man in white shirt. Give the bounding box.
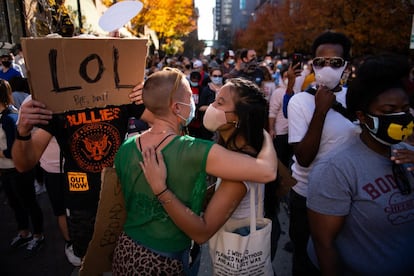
[287,31,359,276]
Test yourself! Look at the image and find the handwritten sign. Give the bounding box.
[80,167,126,276]
[21,37,148,113]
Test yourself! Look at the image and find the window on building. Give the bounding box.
[240,0,246,10]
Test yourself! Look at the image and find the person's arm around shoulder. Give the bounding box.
[290,85,335,167]
[308,209,344,276]
[141,147,247,243]
[207,130,277,183]
[12,99,53,172]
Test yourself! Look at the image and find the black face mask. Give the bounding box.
[1,61,12,68]
[365,112,414,145]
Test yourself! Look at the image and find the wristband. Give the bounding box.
[155,187,168,198]
[15,129,31,141]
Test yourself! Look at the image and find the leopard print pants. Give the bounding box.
[112,232,184,276]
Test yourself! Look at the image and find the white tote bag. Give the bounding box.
[208,184,273,276]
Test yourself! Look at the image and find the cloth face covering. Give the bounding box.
[203,104,228,131]
[366,112,414,145]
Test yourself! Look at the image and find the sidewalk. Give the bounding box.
[273,202,293,276]
[0,185,292,276]
[0,187,74,276]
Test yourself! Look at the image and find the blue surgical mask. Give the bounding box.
[177,97,196,126]
[211,77,223,85]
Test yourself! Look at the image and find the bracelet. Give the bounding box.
[158,193,175,205]
[155,187,168,198]
[15,129,31,141]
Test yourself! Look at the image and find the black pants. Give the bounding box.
[289,190,320,276]
[66,207,97,258]
[264,178,281,261]
[273,134,293,168]
[44,172,66,216]
[2,168,44,235]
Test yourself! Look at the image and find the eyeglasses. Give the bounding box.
[392,163,412,195]
[312,57,345,68]
[212,75,222,77]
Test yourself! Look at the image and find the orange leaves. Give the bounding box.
[235,0,414,57]
[132,0,196,39]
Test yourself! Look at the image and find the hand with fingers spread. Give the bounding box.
[139,147,167,195]
[129,83,144,105]
[17,99,53,136]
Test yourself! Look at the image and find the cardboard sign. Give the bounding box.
[80,167,126,276]
[21,37,148,113]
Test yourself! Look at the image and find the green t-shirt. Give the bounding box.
[115,135,214,252]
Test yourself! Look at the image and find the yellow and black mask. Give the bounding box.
[366,112,414,145]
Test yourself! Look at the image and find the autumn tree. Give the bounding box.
[235,0,414,58]
[23,0,75,37]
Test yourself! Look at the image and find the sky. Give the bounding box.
[194,0,215,41]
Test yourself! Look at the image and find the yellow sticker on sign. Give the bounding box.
[68,172,89,192]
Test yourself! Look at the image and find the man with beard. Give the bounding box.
[238,48,264,87]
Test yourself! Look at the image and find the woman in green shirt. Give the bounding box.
[112,68,277,275]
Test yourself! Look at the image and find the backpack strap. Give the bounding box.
[305,87,349,119]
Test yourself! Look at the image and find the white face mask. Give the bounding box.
[313,62,347,90]
[203,104,229,131]
[283,78,289,87]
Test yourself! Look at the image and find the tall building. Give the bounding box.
[214,0,261,50]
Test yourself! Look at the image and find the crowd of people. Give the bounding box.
[1,29,414,276]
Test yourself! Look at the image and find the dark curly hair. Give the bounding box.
[311,31,352,60]
[218,78,268,157]
[346,54,409,121]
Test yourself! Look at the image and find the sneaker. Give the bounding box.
[10,233,33,248]
[26,236,45,253]
[65,243,82,267]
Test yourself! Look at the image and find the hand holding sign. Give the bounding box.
[18,98,53,136]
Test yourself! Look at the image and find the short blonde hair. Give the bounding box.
[143,67,186,116]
